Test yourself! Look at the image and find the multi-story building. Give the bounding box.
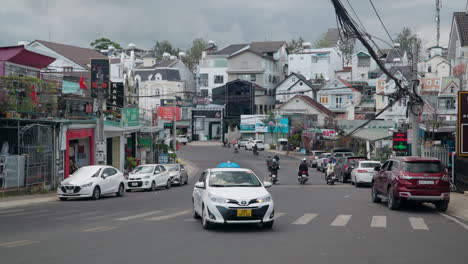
[274,72,322,103]
[316,78,361,113]
[448,12,468,86]
[288,44,342,81]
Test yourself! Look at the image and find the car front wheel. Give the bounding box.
[92,186,101,200]
[202,206,213,230]
[116,184,125,197]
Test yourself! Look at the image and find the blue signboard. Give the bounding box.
[159,154,169,164]
[240,124,255,131]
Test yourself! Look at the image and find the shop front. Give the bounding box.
[65,128,95,178]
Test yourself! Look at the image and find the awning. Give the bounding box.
[104,125,142,133]
[347,129,392,142]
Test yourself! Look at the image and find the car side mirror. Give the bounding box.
[180,168,185,171]
[195,182,205,189]
[154,171,160,175]
[374,166,381,171]
[263,182,272,188]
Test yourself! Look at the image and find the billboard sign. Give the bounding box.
[158,106,181,121]
[458,92,468,156]
[393,131,408,152]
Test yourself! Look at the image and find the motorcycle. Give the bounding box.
[298,171,308,184]
[325,171,337,185]
[270,170,278,184]
[234,147,239,153]
[253,149,259,156]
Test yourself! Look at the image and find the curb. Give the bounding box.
[0,196,58,209]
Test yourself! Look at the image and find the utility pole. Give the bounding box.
[436,0,442,47]
[172,105,177,154]
[96,66,106,164]
[286,116,291,155]
[410,42,420,157]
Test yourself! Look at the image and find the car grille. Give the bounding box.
[128,181,143,187]
[227,199,258,206]
[61,186,81,193]
[129,177,142,181]
[216,205,269,221]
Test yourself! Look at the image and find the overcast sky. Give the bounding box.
[0,0,465,51]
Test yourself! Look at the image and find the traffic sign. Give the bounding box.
[159,154,169,164]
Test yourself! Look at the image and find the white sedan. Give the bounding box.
[57,165,126,201]
[126,164,172,191]
[245,140,265,151]
[351,160,382,187]
[192,168,274,230]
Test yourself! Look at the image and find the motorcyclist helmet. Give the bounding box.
[302,158,307,162]
[272,159,277,162]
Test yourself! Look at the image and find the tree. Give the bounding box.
[90,38,122,51]
[152,40,181,60]
[183,38,208,71]
[395,27,422,62]
[286,37,304,53]
[313,33,331,48]
[337,36,355,67]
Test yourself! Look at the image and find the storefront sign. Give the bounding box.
[192,110,221,118]
[62,76,82,94]
[138,137,152,148]
[158,106,181,121]
[322,129,336,139]
[109,82,124,108]
[91,59,110,98]
[240,124,255,131]
[122,108,139,127]
[458,92,468,156]
[66,98,93,119]
[393,131,408,151]
[159,154,169,164]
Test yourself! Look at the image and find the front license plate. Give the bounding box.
[131,182,138,186]
[237,209,252,217]
[419,180,435,185]
[66,189,74,194]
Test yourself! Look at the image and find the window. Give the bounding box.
[214,75,224,84]
[391,161,400,171]
[426,80,432,85]
[335,96,342,108]
[250,74,256,82]
[435,80,440,85]
[201,89,208,97]
[269,75,272,83]
[368,72,378,79]
[300,56,304,60]
[386,161,394,171]
[199,74,208,87]
[320,96,329,104]
[311,114,318,123]
[357,56,371,67]
[198,171,207,182]
[447,98,455,109]
[63,67,73,72]
[402,161,444,173]
[428,65,432,73]
[451,86,455,93]
[292,77,296,82]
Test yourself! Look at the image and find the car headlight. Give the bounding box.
[209,194,229,203]
[81,182,93,188]
[256,195,272,203]
[143,176,151,179]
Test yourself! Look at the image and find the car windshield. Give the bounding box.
[402,161,445,173]
[132,166,154,174]
[344,153,354,157]
[314,152,325,156]
[209,171,261,187]
[334,153,344,158]
[71,166,101,179]
[164,165,179,172]
[320,154,332,159]
[361,162,381,168]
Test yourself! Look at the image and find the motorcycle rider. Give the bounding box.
[273,154,280,167]
[234,142,239,153]
[298,158,309,177]
[270,159,279,179]
[325,160,335,181]
[266,156,273,168]
[252,143,258,155]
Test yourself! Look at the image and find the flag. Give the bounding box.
[30,84,38,106]
[79,75,87,89]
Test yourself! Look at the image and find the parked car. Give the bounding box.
[351,160,381,187]
[126,164,172,191]
[57,165,126,201]
[238,138,252,147]
[334,156,368,183]
[245,140,265,151]
[332,152,355,159]
[164,163,189,186]
[372,157,450,211]
[177,135,189,145]
[308,150,326,168]
[317,153,332,172]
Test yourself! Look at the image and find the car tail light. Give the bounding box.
[399,192,411,197]
[443,193,450,198]
[357,170,367,173]
[344,164,348,170]
[441,174,450,182]
[398,174,412,180]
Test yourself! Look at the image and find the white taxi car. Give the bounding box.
[57,165,126,201]
[192,168,274,230]
[126,164,172,191]
[350,160,381,187]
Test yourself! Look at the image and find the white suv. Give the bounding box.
[245,140,265,151]
[126,164,172,191]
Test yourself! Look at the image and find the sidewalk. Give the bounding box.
[0,193,57,209]
[447,192,468,223]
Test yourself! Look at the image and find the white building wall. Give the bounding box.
[28,42,86,72]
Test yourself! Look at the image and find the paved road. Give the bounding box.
[1,143,467,264]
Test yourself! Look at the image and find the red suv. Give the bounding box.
[371,157,450,211]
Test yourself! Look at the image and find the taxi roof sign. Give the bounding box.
[217,161,241,168]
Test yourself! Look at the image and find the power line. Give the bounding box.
[369,0,394,43]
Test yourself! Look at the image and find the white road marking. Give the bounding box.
[25,210,79,219]
[331,215,352,226]
[0,209,25,214]
[0,210,50,217]
[115,211,163,221]
[371,216,387,228]
[0,240,29,246]
[292,214,318,225]
[439,213,468,231]
[84,211,130,220]
[55,211,102,220]
[409,217,429,230]
[145,210,191,221]
[184,219,197,222]
[274,212,286,220]
[82,226,118,232]
[4,241,40,248]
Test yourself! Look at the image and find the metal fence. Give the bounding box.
[420,145,451,167]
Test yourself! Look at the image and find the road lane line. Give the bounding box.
[0,209,25,214]
[409,217,429,230]
[0,210,50,218]
[115,211,163,221]
[371,216,387,228]
[93,226,119,232]
[331,215,352,226]
[82,226,112,232]
[55,211,102,220]
[145,210,191,221]
[274,212,286,220]
[292,214,318,225]
[4,241,40,248]
[25,210,79,219]
[440,213,468,231]
[184,219,197,222]
[0,240,29,246]
[84,212,130,220]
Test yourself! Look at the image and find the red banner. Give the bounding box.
[158,106,181,121]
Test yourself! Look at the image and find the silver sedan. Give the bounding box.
[164,164,189,186]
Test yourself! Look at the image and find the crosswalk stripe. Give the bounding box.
[274,212,286,219]
[331,215,352,226]
[145,209,191,221]
[115,211,163,221]
[371,216,387,228]
[55,211,102,220]
[409,217,429,230]
[292,214,318,225]
[0,209,25,214]
[84,212,130,220]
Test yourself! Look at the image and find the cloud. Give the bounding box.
[0,0,465,50]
